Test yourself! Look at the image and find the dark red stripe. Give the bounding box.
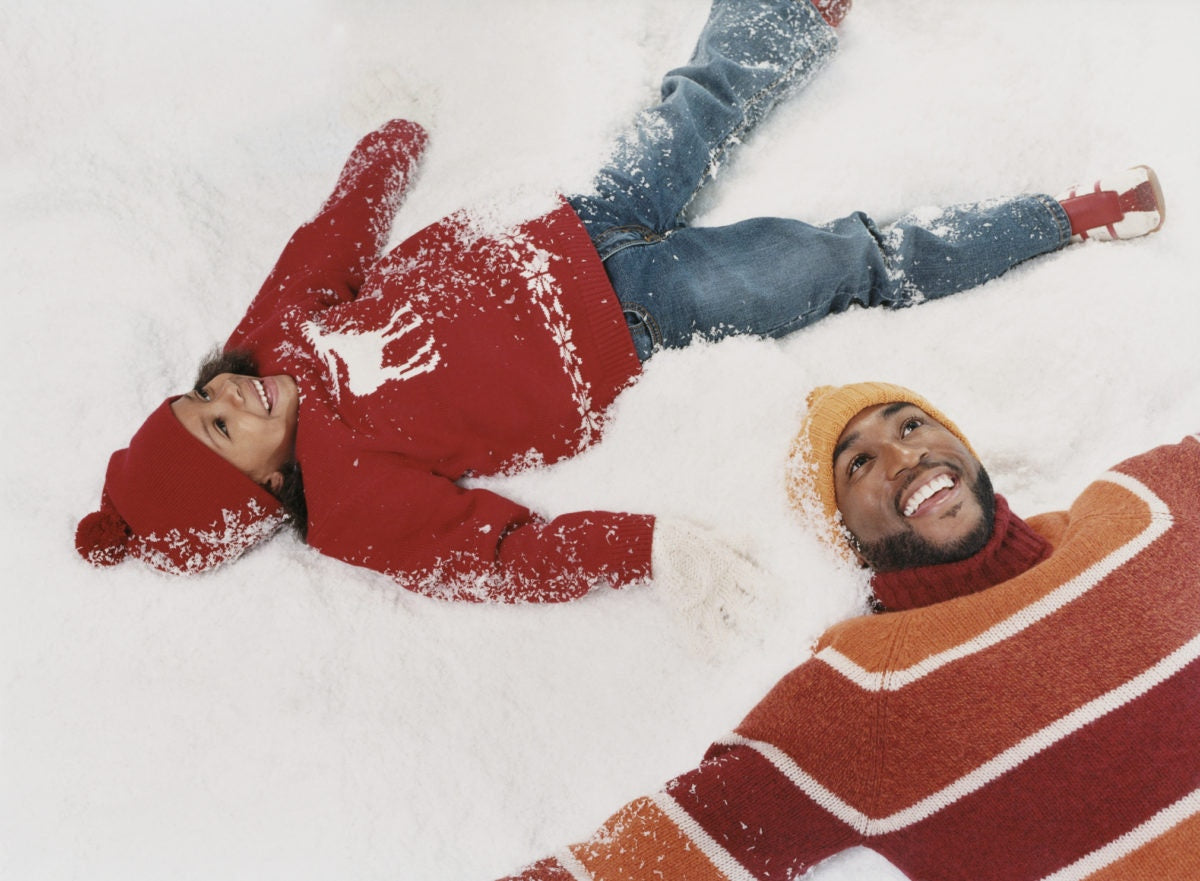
[736,661,882,808]
[1114,438,1200,518]
[665,742,862,879]
[875,658,1200,881]
[868,542,1200,813]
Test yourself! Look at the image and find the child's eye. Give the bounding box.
[215,419,228,438]
[194,386,211,402]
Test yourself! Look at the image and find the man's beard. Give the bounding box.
[856,466,996,573]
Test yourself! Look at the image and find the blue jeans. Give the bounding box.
[568,0,1072,361]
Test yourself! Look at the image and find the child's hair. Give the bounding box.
[193,349,308,539]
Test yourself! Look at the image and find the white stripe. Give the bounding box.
[875,631,1200,832]
[1037,788,1200,881]
[713,733,873,832]
[720,630,1200,834]
[555,847,592,881]
[819,471,1173,691]
[649,791,758,881]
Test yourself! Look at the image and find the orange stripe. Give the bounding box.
[1079,810,1200,881]
[867,604,1198,810]
[821,480,1152,672]
[793,608,1195,814]
[738,491,1198,814]
[568,796,726,881]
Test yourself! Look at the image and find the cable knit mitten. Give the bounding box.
[650,517,769,651]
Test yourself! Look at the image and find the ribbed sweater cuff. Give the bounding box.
[554,201,642,409]
[609,513,655,588]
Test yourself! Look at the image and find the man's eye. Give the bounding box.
[901,417,922,436]
[848,453,869,475]
[215,419,229,438]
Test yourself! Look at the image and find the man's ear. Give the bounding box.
[843,529,869,568]
[263,471,284,495]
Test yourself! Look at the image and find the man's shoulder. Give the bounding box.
[1067,433,1200,526]
[1108,432,1200,493]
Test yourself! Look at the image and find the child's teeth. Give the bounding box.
[253,379,270,412]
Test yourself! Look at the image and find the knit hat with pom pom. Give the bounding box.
[786,382,975,553]
[75,399,285,574]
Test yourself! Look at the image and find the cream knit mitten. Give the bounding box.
[650,517,767,650]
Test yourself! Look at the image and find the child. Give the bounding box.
[75,0,1164,604]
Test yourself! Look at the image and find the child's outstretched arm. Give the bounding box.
[228,119,428,347]
[307,461,655,604]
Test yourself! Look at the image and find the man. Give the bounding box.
[496,381,1199,880]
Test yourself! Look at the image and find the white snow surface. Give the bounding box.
[3,1,1199,879]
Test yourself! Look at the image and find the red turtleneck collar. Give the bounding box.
[868,494,1052,612]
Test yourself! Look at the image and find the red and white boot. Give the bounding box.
[1056,165,1166,242]
[811,0,851,28]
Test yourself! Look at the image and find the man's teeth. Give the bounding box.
[903,474,954,517]
[252,378,270,413]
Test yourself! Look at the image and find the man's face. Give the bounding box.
[170,373,300,492]
[832,402,994,572]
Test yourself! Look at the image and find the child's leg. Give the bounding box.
[604,193,1072,359]
[568,0,837,252]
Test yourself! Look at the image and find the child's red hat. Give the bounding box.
[75,400,285,574]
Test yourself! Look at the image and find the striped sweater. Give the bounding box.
[501,434,1200,880]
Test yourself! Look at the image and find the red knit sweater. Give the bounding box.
[501,435,1200,879]
[226,120,653,602]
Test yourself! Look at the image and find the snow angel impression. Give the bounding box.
[74,0,1164,603]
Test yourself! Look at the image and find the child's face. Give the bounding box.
[170,373,300,493]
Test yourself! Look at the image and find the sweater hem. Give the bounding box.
[550,201,643,413]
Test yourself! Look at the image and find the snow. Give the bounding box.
[3,1,1198,879]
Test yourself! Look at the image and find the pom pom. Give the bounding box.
[75,509,131,567]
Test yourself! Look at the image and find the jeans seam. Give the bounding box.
[673,17,837,224]
[622,302,663,351]
[595,227,670,261]
[757,296,841,339]
[1033,193,1073,247]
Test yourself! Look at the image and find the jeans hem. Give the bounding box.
[1034,193,1074,248]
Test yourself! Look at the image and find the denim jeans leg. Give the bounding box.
[568,0,838,249]
[600,193,1073,353]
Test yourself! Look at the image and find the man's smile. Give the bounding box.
[899,469,959,518]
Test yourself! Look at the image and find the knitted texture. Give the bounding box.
[75,400,284,573]
[501,435,1200,880]
[869,494,1052,610]
[78,119,653,597]
[200,119,648,600]
[786,382,976,552]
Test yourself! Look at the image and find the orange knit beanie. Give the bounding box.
[786,382,976,549]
